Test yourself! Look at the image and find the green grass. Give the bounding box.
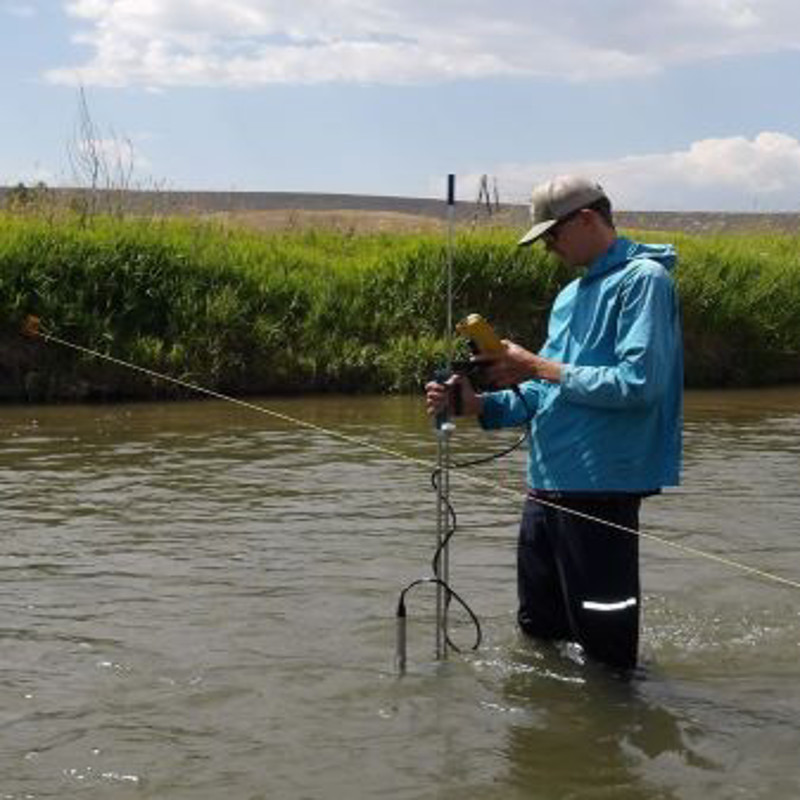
[1,211,798,401]
[649,230,800,384]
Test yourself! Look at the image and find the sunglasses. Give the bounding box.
[542,208,583,243]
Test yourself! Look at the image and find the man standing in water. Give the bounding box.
[426,176,683,672]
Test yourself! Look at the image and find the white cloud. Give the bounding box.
[473,132,800,211]
[44,0,800,88]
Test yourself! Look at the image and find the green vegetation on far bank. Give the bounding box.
[1,211,799,402]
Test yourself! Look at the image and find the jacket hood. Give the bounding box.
[585,237,677,281]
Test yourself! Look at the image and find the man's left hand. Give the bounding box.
[477,340,563,386]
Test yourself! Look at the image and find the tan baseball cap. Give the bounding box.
[517,175,608,246]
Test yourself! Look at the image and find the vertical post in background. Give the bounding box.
[435,174,456,660]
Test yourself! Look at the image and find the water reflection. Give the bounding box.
[495,648,717,800]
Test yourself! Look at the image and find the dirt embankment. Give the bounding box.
[4,186,800,234]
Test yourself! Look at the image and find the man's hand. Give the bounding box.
[479,340,563,387]
[424,374,482,418]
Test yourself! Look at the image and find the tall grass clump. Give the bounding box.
[1,211,799,401]
[0,213,570,399]
[636,229,800,385]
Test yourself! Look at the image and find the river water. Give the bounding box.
[1,388,799,799]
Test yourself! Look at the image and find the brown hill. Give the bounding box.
[3,186,800,234]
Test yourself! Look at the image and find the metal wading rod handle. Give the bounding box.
[433,367,461,429]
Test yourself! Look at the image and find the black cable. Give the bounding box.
[448,383,533,468]
[396,576,482,654]
[448,428,528,469]
[396,382,536,663]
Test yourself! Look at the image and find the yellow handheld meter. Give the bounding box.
[455,314,504,355]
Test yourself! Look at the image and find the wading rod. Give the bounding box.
[435,174,457,660]
[435,420,454,659]
[446,173,456,374]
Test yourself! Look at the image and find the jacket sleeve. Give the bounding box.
[479,381,541,429]
[559,263,679,409]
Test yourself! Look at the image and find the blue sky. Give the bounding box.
[4,0,800,210]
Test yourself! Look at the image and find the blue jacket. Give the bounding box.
[480,237,683,492]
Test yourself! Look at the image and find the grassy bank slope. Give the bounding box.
[0,213,798,401]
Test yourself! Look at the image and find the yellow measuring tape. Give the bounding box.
[21,315,800,593]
